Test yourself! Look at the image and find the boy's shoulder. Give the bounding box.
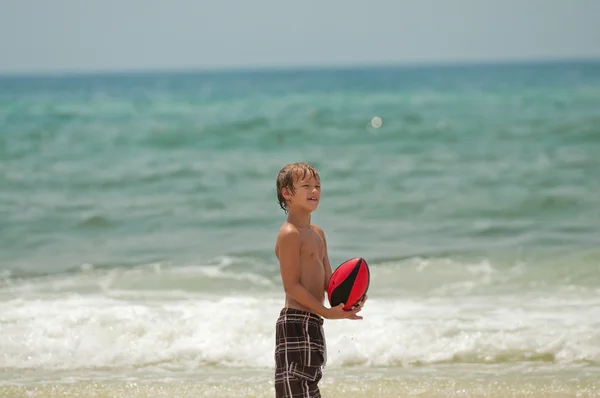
[276,222,326,239]
[276,222,326,244]
[277,222,301,243]
[310,223,326,240]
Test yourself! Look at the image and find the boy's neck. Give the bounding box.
[286,209,312,228]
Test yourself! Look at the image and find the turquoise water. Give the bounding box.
[1,61,600,392]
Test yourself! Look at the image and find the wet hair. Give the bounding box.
[276,162,320,213]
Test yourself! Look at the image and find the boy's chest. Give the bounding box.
[299,230,324,260]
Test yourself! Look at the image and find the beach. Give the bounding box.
[2,366,599,397]
[1,61,600,396]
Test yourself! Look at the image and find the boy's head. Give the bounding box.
[276,162,321,214]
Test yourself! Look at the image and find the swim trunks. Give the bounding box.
[274,307,327,398]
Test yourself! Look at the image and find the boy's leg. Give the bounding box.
[274,308,326,398]
[274,373,321,398]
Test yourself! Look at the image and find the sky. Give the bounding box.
[0,0,599,74]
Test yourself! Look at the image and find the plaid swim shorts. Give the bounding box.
[274,307,327,398]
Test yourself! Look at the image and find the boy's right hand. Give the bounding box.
[326,303,363,320]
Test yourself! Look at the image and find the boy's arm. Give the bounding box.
[278,226,332,318]
[314,224,368,311]
[313,225,333,293]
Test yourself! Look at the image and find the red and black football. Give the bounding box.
[327,257,370,310]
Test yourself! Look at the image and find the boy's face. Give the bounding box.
[286,173,321,212]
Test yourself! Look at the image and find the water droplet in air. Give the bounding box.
[370,116,382,128]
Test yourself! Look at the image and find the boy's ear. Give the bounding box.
[281,187,293,200]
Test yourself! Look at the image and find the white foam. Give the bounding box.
[2,257,599,374]
[1,292,599,372]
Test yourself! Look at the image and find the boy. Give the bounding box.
[273,162,367,398]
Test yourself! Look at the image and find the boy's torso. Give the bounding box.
[277,223,326,312]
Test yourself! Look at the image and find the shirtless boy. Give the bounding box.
[273,162,366,398]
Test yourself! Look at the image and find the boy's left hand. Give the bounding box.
[352,295,368,310]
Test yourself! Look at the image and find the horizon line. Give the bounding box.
[1,55,599,79]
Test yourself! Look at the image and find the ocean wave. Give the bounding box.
[0,295,599,372]
[2,253,600,298]
[0,259,278,298]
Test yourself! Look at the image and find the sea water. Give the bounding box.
[1,61,600,397]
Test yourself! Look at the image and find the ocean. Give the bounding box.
[1,60,600,397]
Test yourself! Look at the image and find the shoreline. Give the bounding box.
[2,365,599,397]
[2,377,598,398]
